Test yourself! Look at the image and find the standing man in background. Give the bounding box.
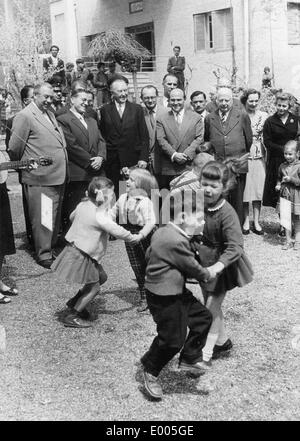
[100,78,149,197]
[43,45,65,85]
[167,46,185,91]
[8,83,68,269]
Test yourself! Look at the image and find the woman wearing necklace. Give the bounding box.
[241,89,268,235]
[262,92,299,219]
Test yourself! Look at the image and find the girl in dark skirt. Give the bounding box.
[191,161,253,369]
[0,182,18,304]
[110,168,158,312]
[51,177,140,328]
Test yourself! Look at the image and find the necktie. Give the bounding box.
[220,111,227,126]
[149,110,155,130]
[175,112,181,127]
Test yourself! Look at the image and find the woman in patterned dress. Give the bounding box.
[241,89,268,235]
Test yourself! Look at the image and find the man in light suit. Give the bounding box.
[57,89,106,232]
[156,88,204,190]
[141,85,166,187]
[8,83,68,268]
[100,78,149,197]
[167,46,185,91]
[203,87,253,225]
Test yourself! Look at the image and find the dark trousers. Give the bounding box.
[227,174,246,227]
[141,289,212,377]
[21,184,33,246]
[104,150,123,198]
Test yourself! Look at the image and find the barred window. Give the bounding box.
[194,8,233,52]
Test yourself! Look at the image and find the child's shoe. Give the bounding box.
[142,370,163,400]
[62,312,92,328]
[178,359,207,377]
[212,338,233,359]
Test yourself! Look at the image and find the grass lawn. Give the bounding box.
[0,173,299,421]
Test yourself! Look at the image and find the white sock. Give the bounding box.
[202,333,219,362]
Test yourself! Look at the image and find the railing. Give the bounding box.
[82,55,170,73]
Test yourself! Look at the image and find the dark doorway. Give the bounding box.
[125,22,155,71]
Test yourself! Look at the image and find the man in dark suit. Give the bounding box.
[43,45,65,84]
[100,78,149,196]
[203,87,253,225]
[157,88,204,190]
[167,46,185,91]
[8,83,68,268]
[141,85,166,187]
[57,89,106,231]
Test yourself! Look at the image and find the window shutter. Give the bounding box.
[194,14,206,51]
[212,8,233,50]
[287,3,300,44]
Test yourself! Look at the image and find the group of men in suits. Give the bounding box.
[6,72,252,268]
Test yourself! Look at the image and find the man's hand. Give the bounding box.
[173,153,188,164]
[90,156,104,170]
[137,160,147,169]
[275,184,281,192]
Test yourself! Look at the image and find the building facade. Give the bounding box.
[49,0,300,97]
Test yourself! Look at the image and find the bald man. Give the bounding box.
[156,88,204,189]
[203,87,253,225]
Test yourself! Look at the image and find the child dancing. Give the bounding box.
[51,177,140,328]
[111,168,158,312]
[191,161,253,368]
[140,190,213,400]
[275,140,300,250]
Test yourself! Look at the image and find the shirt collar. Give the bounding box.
[172,108,185,118]
[70,107,85,121]
[168,221,190,239]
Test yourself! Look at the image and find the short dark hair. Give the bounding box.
[190,90,207,101]
[173,46,181,51]
[240,88,261,106]
[20,85,34,102]
[70,80,86,94]
[275,92,291,104]
[140,85,159,99]
[167,189,200,222]
[50,45,59,51]
[71,89,86,98]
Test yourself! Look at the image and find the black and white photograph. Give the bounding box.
[0,0,299,423]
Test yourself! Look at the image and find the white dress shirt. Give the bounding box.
[70,108,88,129]
[115,101,125,118]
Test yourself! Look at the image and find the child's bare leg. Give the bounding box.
[253,201,262,231]
[202,291,226,362]
[293,218,300,248]
[73,282,99,312]
[186,282,204,303]
[215,312,228,345]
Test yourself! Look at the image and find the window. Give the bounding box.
[194,8,233,51]
[287,2,300,44]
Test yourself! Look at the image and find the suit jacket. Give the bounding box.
[57,110,106,181]
[143,104,167,174]
[167,56,186,75]
[8,102,67,186]
[156,109,204,176]
[43,56,65,82]
[100,101,149,167]
[204,106,253,171]
[145,223,209,296]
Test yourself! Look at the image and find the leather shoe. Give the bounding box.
[252,226,264,236]
[38,258,54,269]
[62,312,92,328]
[178,360,207,377]
[143,370,163,399]
[212,338,233,359]
[136,299,148,313]
[242,228,250,235]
